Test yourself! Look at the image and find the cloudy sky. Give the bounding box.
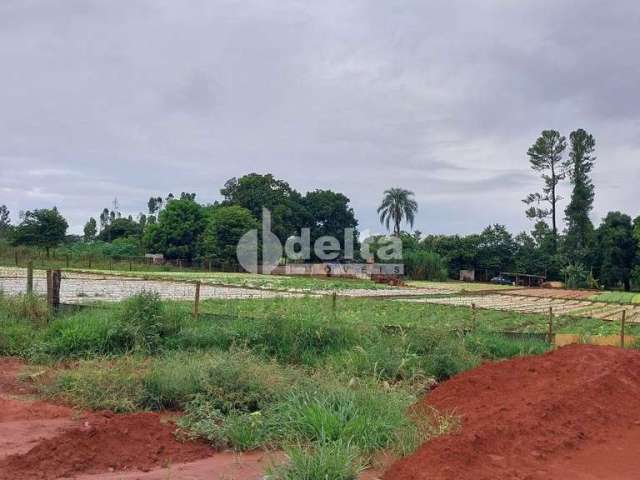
[1,0,639,236]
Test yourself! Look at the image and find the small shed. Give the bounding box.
[459,269,475,282]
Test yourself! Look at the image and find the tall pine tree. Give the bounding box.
[564,129,596,264]
[523,130,567,248]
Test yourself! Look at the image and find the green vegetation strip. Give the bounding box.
[7,292,632,478]
[589,291,640,305]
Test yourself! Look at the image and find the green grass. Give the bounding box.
[589,291,640,304]
[269,441,364,480]
[196,296,640,336]
[0,292,589,477]
[46,356,149,412]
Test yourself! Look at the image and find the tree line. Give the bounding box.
[1,129,638,289]
[390,129,639,289]
[0,174,359,269]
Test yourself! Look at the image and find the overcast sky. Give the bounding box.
[1,0,639,236]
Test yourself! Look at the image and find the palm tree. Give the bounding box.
[377,188,418,236]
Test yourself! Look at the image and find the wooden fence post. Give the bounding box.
[65,255,70,268]
[471,303,477,332]
[14,250,19,266]
[193,281,201,319]
[26,261,34,295]
[547,307,554,345]
[46,269,61,310]
[46,270,52,305]
[621,310,626,348]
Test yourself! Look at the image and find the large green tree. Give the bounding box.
[564,129,596,263]
[12,207,68,257]
[475,224,516,278]
[0,205,11,239]
[523,130,567,243]
[303,189,358,257]
[199,205,258,266]
[420,234,480,278]
[221,173,310,242]
[83,217,97,242]
[513,231,548,276]
[143,198,206,260]
[377,188,418,236]
[595,212,637,290]
[97,217,141,242]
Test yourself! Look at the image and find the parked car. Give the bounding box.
[490,275,513,285]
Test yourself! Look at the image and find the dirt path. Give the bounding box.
[385,344,640,480]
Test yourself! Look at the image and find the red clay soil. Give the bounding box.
[385,344,640,480]
[0,357,38,396]
[0,411,215,480]
[0,358,216,480]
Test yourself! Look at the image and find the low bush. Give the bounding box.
[403,250,449,281]
[117,291,184,352]
[143,350,296,411]
[37,310,136,359]
[0,293,50,324]
[46,356,148,412]
[0,320,39,356]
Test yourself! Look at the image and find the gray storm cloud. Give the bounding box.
[1,0,639,234]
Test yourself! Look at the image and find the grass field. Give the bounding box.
[198,296,640,336]
[589,291,640,304]
[0,291,560,478]
[2,280,638,478]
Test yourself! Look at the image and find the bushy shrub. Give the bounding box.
[143,350,295,411]
[37,310,135,358]
[0,320,38,356]
[179,399,271,450]
[0,293,50,323]
[561,263,593,289]
[403,250,449,281]
[117,291,186,352]
[46,356,148,412]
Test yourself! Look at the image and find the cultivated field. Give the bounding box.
[407,291,640,324]
[0,267,299,302]
[2,272,639,479]
[0,267,455,302]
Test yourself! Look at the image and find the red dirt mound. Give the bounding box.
[0,411,214,480]
[385,344,640,480]
[0,357,37,396]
